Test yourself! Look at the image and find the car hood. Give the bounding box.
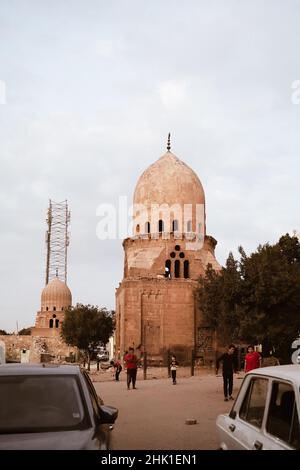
[0,428,97,450]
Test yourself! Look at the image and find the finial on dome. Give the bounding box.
[56,268,58,278]
[167,133,171,152]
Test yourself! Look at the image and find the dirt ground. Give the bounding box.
[93,369,245,450]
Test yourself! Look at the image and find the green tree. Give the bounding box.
[196,234,300,362]
[0,329,8,335]
[61,304,115,369]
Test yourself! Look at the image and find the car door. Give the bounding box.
[219,375,270,450]
[81,370,110,449]
[264,379,300,450]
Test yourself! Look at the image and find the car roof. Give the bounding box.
[248,365,300,385]
[0,363,81,376]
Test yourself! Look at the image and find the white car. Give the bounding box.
[216,365,300,450]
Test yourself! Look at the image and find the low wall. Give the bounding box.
[0,334,76,363]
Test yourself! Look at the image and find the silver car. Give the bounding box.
[216,365,300,450]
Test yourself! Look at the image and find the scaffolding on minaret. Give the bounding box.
[45,200,71,285]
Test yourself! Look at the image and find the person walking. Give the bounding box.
[216,344,238,401]
[170,355,179,384]
[244,345,261,373]
[124,347,138,390]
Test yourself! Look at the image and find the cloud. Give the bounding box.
[158,79,188,111]
[0,0,300,331]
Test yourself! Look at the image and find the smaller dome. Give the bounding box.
[41,278,72,311]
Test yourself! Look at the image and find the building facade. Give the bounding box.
[115,144,221,365]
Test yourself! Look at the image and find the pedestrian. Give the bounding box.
[170,355,179,384]
[216,344,238,401]
[244,345,261,373]
[124,347,138,390]
[110,359,123,381]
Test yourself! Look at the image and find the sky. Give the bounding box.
[0,0,300,331]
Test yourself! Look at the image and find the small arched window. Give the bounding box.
[136,224,140,234]
[158,220,164,232]
[53,306,56,311]
[184,260,189,278]
[175,260,180,278]
[172,219,178,232]
[145,222,150,234]
[55,319,59,328]
[165,260,171,278]
[187,220,192,232]
[62,307,64,311]
[46,307,49,311]
[49,319,54,328]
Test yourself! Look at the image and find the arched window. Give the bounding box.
[187,220,192,232]
[55,319,59,328]
[145,221,150,234]
[165,260,171,278]
[136,224,140,234]
[158,220,164,232]
[175,260,180,278]
[172,219,178,231]
[184,260,189,278]
[62,307,64,311]
[53,306,56,311]
[49,319,54,328]
[46,307,49,311]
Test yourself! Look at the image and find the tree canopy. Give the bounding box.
[61,304,115,362]
[196,234,300,362]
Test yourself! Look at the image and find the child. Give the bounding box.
[170,355,179,384]
[110,359,122,381]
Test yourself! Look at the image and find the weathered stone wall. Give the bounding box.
[0,334,76,363]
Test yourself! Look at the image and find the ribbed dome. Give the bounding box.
[133,152,205,208]
[41,278,72,311]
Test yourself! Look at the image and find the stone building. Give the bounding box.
[33,276,72,337]
[0,277,74,363]
[115,142,221,365]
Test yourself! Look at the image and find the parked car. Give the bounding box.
[97,350,109,362]
[216,365,300,450]
[0,363,118,450]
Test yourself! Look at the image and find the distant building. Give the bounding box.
[33,276,72,337]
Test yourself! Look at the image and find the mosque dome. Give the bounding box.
[41,277,72,312]
[132,141,206,235]
[133,151,205,208]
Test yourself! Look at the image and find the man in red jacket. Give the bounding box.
[124,347,138,390]
[244,345,261,373]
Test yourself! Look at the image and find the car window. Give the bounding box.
[266,381,300,449]
[0,375,89,433]
[239,377,268,428]
[81,370,100,418]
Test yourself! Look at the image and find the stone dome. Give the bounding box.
[41,277,72,311]
[134,152,205,207]
[133,151,205,234]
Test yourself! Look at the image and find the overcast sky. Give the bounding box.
[1,0,300,331]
